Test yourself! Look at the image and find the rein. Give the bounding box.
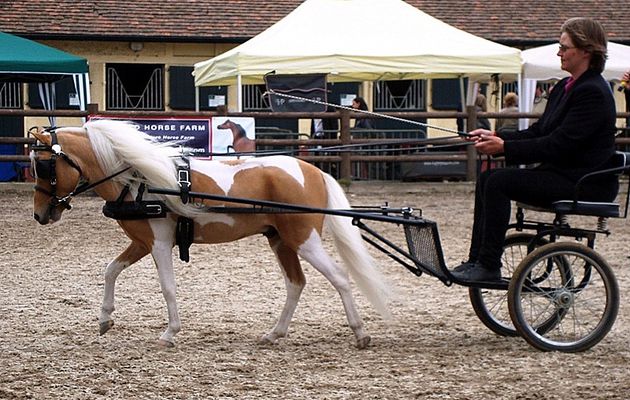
[202,90,474,158]
[264,89,473,137]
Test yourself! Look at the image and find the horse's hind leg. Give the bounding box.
[100,242,149,335]
[297,231,370,349]
[260,234,306,345]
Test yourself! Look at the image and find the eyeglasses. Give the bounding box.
[558,43,577,52]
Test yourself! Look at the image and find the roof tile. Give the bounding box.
[0,0,628,45]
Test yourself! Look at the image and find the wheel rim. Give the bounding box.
[509,242,619,352]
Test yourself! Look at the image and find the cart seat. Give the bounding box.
[517,151,630,219]
[516,200,619,218]
[551,200,619,217]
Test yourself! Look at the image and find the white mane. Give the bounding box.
[84,119,201,216]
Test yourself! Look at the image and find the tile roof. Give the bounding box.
[0,0,628,46]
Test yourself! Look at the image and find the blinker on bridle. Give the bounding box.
[31,127,130,212]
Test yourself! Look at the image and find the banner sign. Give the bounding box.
[89,116,211,155]
[264,73,327,112]
[89,116,257,159]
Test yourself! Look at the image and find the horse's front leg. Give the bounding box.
[100,242,149,335]
[151,239,181,347]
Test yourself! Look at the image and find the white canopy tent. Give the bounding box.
[193,0,522,111]
[519,41,630,128]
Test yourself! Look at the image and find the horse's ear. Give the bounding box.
[29,127,51,145]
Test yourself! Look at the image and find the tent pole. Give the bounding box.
[195,86,200,112]
[237,74,243,112]
[459,77,465,110]
[84,73,91,109]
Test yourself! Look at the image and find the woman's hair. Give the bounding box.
[561,17,608,73]
[503,92,518,107]
[352,97,369,111]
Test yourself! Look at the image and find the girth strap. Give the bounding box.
[176,217,194,262]
[175,157,191,204]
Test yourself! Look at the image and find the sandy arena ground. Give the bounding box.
[1,181,629,399]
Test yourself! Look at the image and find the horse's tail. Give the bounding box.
[322,173,392,320]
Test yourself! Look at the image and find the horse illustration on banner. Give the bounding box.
[215,118,256,155]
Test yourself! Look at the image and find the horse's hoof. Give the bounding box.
[258,334,277,345]
[157,339,175,348]
[99,320,114,335]
[356,335,371,349]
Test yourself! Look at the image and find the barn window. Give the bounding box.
[106,63,164,110]
[27,76,79,110]
[169,66,227,111]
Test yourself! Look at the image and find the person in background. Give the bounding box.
[621,70,630,127]
[311,105,339,139]
[495,92,519,134]
[451,17,618,282]
[351,97,374,130]
[529,84,548,125]
[474,93,491,130]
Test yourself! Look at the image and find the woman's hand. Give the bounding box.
[463,128,493,142]
[462,129,503,155]
[474,133,504,155]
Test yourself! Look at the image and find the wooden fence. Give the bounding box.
[2,104,629,181]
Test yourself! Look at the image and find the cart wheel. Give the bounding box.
[469,233,547,336]
[508,242,619,352]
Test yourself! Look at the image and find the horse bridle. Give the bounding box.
[31,127,131,213]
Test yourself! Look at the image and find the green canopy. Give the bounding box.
[0,31,88,83]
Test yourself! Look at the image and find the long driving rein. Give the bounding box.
[31,127,131,212]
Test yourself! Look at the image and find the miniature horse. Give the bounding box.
[30,119,390,348]
[216,119,256,153]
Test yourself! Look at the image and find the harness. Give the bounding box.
[100,159,195,262]
[32,128,194,262]
[32,128,131,213]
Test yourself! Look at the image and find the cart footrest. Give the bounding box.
[404,220,449,281]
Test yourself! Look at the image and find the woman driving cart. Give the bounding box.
[451,17,618,282]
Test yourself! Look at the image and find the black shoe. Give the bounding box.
[450,262,501,282]
[451,261,476,273]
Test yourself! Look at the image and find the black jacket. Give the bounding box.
[500,69,617,182]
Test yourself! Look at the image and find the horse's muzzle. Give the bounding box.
[33,205,63,225]
[33,212,49,225]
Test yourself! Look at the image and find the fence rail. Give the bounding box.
[2,105,629,181]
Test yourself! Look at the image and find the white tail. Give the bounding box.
[322,173,392,320]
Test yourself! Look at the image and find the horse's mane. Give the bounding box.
[84,119,201,216]
[233,123,247,139]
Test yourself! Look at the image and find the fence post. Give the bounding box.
[87,103,99,115]
[465,105,478,181]
[339,109,351,181]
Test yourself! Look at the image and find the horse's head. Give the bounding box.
[216,119,232,130]
[30,128,84,225]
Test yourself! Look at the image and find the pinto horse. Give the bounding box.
[30,119,390,348]
[216,119,256,153]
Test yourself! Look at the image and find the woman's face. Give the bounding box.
[351,100,359,109]
[557,32,590,75]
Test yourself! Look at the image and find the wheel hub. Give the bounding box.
[555,289,574,309]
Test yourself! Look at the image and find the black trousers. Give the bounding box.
[467,167,618,270]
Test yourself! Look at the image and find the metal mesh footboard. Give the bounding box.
[403,219,449,281]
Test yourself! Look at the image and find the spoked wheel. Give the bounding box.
[469,233,547,336]
[508,242,619,352]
